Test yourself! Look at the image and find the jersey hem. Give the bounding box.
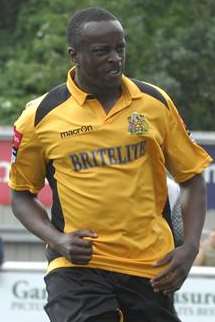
[174,156,213,183]
[8,181,42,194]
[46,257,165,279]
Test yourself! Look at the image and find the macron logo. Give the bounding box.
[60,125,93,138]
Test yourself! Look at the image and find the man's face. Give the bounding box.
[71,20,126,91]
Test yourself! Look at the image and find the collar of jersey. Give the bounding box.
[66,66,143,106]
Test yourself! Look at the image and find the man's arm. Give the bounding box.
[11,190,97,265]
[151,173,206,293]
[193,246,205,266]
[180,173,206,250]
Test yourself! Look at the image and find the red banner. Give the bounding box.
[0,138,52,206]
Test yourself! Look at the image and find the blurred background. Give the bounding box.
[0,1,215,321]
[1,0,215,129]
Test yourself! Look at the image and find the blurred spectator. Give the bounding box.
[167,177,184,247]
[0,237,4,266]
[194,228,215,266]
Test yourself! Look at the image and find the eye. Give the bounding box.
[116,45,125,54]
[92,47,109,56]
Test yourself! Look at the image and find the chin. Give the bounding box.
[104,77,122,88]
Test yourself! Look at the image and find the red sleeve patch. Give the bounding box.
[13,127,23,148]
[11,127,23,163]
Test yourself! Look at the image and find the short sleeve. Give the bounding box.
[162,95,212,182]
[9,105,46,194]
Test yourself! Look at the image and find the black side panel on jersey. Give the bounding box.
[163,198,177,247]
[35,83,71,126]
[46,160,65,263]
[132,79,169,109]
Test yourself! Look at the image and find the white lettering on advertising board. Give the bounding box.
[1,266,215,322]
[0,271,49,322]
[174,274,215,322]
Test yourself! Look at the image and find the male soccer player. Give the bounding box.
[9,6,212,322]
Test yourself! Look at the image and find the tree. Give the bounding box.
[0,0,214,130]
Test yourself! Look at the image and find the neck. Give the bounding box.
[74,70,122,98]
[74,70,122,113]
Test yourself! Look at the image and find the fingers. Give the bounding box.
[153,251,173,267]
[151,265,174,284]
[72,230,98,239]
[64,229,98,265]
[151,270,178,294]
[73,237,93,248]
[70,255,93,265]
[151,263,187,294]
[150,252,175,292]
[150,250,188,294]
[65,243,94,265]
[70,230,98,249]
[152,274,186,295]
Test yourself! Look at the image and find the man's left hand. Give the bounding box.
[150,244,198,294]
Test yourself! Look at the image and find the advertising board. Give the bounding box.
[0,263,215,322]
[174,267,215,322]
[0,262,48,322]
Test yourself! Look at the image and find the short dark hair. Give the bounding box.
[67,7,119,48]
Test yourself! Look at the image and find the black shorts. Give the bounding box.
[44,267,181,322]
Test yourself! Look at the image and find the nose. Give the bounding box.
[108,50,122,63]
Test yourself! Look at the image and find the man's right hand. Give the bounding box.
[54,230,98,265]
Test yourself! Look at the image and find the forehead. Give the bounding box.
[80,20,125,44]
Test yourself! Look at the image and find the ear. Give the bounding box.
[68,46,78,64]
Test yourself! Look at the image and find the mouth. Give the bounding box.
[109,70,121,76]
[107,66,122,77]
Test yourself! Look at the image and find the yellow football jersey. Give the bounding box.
[9,68,212,278]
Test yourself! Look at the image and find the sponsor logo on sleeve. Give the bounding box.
[11,127,23,163]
